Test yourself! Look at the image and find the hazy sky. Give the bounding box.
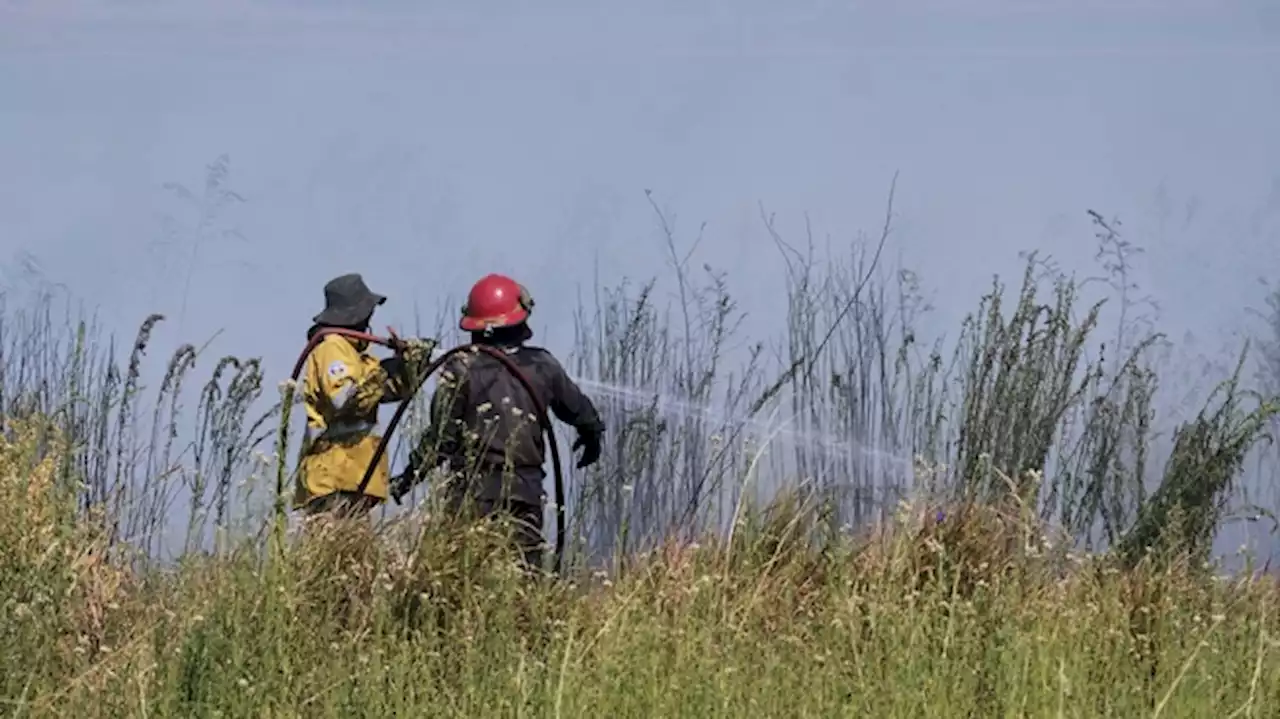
[2,1,1278,559]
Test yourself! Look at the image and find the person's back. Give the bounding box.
[392,273,603,572]
[297,331,389,506]
[427,341,601,504]
[295,273,435,516]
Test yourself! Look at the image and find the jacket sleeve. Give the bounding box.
[308,339,386,421]
[379,338,438,403]
[541,352,605,436]
[379,356,410,403]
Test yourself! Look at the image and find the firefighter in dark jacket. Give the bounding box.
[390,273,604,572]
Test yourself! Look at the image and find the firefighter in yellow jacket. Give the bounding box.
[294,273,435,517]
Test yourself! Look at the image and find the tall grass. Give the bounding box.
[2,171,1279,714]
[567,192,1278,569]
[0,295,277,563]
[3,192,1274,568]
[2,426,1278,715]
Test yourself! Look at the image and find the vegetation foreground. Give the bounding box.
[1,422,1277,718]
[4,171,1280,715]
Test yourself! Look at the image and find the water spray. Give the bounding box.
[568,375,914,474]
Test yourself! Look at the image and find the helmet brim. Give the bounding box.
[459,306,529,332]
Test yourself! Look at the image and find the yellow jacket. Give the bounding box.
[294,333,409,508]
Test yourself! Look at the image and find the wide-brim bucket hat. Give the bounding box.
[312,273,387,327]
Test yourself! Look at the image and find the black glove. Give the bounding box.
[391,445,450,504]
[389,466,421,505]
[572,429,602,470]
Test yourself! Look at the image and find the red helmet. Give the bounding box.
[460,273,535,331]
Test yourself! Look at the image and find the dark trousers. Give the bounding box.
[442,489,546,574]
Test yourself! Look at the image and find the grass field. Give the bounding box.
[2,423,1278,717]
[2,193,1279,716]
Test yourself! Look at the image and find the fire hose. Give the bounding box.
[286,326,568,573]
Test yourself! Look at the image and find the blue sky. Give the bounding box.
[2,1,1278,560]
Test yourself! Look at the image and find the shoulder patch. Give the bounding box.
[327,360,349,380]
